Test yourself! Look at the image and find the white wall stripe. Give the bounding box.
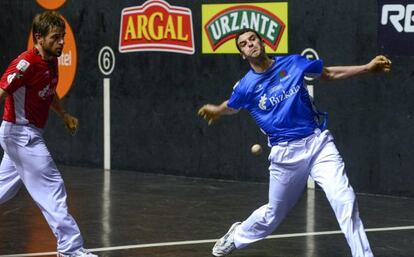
[306,84,315,189]
[104,78,110,170]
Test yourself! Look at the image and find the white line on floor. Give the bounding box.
[1,225,414,257]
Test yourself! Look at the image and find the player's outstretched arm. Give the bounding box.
[0,88,8,104]
[51,95,78,135]
[198,100,239,125]
[321,55,392,81]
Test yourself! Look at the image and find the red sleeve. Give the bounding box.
[0,52,34,94]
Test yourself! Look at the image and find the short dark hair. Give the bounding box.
[235,28,263,52]
[32,11,65,43]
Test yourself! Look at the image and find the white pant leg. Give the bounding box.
[234,137,314,249]
[0,122,83,254]
[0,153,22,204]
[310,131,374,257]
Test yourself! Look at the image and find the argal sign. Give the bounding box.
[119,0,194,54]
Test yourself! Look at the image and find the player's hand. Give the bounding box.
[367,55,392,73]
[198,104,221,125]
[63,113,78,136]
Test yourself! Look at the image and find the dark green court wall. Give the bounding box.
[0,0,413,197]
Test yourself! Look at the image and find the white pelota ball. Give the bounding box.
[251,144,262,155]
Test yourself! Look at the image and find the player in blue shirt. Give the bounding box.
[198,28,391,257]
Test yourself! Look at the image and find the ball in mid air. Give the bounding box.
[251,144,262,155]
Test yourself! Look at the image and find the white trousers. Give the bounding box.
[234,129,374,257]
[0,121,83,254]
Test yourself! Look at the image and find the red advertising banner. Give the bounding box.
[119,0,194,54]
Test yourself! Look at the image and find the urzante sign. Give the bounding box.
[119,0,194,54]
[202,2,288,54]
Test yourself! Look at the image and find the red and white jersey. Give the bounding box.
[0,48,58,128]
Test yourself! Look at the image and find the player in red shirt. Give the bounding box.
[0,11,98,257]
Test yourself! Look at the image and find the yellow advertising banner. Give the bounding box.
[202,2,288,54]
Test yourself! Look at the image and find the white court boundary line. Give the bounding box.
[1,225,414,257]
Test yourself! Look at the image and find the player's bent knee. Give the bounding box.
[327,187,356,205]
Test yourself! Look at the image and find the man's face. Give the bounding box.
[237,31,265,59]
[39,27,65,57]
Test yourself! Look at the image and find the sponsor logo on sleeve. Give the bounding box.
[119,0,194,54]
[202,3,288,54]
[7,74,16,84]
[16,60,30,72]
[7,73,23,85]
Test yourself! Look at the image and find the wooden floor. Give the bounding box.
[0,166,413,257]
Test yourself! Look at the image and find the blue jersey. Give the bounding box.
[227,54,324,146]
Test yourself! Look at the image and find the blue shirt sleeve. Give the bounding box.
[295,55,324,78]
[227,80,246,110]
